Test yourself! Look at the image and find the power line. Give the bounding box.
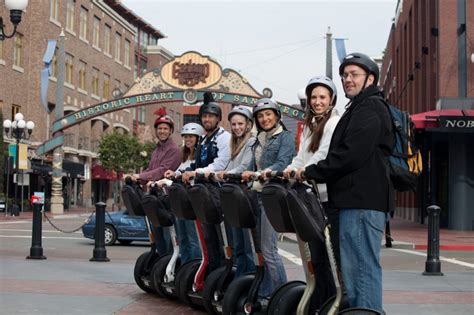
[219,38,317,56]
[238,38,324,71]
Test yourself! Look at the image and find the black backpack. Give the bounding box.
[382,99,423,192]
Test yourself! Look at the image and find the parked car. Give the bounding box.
[82,209,149,245]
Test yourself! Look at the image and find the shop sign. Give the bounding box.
[161,51,222,89]
[439,116,474,132]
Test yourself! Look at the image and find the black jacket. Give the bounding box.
[305,86,395,212]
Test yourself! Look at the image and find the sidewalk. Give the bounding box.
[0,206,95,221]
[282,216,474,251]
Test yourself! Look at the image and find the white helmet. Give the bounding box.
[305,76,338,105]
[181,123,205,137]
[228,106,253,121]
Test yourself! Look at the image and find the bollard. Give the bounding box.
[90,202,110,262]
[422,205,443,276]
[26,201,47,260]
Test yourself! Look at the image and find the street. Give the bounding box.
[0,213,473,315]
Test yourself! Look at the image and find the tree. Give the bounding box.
[98,131,146,210]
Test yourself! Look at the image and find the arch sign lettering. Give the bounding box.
[37,51,305,155]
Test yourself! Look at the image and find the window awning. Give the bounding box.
[92,164,119,180]
[412,109,474,130]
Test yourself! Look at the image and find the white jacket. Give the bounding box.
[289,110,340,202]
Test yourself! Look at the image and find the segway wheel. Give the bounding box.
[339,308,383,314]
[151,254,173,298]
[176,260,201,308]
[267,282,305,315]
[222,274,255,315]
[134,251,156,293]
[202,266,231,314]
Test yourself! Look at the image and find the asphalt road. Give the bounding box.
[1,214,473,315]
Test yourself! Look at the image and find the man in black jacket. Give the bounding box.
[305,52,394,313]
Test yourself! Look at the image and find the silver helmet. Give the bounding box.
[181,123,205,137]
[228,106,253,121]
[305,75,338,105]
[252,98,281,119]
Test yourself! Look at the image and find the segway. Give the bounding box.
[140,183,180,299]
[166,177,208,308]
[220,173,267,315]
[259,172,308,315]
[180,173,235,312]
[121,177,159,293]
[284,176,383,314]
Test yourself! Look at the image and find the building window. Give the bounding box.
[50,0,60,21]
[92,68,99,96]
[139,106,145,123]
[12,104,21,121]
[104,24,111,55]
[78,60,86,90]
[65,53,74,84]
[115,32,121,61]
[66,0,75,32]
[124,39,130,67]
[79,6,88,41]
[51,53,57,77]
[0,39,4,60]
[176,113,181,130]
[13,33,23,67]
[93,16,100,48]
[103,74,110,99]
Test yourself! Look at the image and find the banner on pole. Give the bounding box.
[18,143,28,170]
[334,38,347,63]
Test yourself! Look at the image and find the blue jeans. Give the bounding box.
[231,227,256,277]
[339,209,388,313]
[175,218,201,264]
[256,193,287,298]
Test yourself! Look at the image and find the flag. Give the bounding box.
[40,40,57,113]
[334,38,347,63]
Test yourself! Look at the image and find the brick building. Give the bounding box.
[380,0,474,230]
[0,0,179,208]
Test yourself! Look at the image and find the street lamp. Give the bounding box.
[0,0,29,40]
[3,112,35,215]
[297,88,307,110]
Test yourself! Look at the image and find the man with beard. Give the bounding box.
[183,97,231,272]
[131,108,181,255]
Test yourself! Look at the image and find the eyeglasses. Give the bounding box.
[340,72,367,81]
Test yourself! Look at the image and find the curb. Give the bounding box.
[280,234,417,250]
[414,244,474,251]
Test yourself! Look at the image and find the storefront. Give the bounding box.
[412,109,474,230]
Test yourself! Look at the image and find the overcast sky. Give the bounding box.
[122,0,398,112]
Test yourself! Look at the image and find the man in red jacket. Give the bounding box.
[131,109,181,255]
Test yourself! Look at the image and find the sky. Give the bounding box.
[122,0,398,112]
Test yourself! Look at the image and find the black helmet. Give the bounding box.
[339,52,379,85]
[199,102,222,120]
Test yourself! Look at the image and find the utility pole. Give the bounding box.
[50,30,65,214]
[326,26,333,79]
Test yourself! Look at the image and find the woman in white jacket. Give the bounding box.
[284,75,340,200]
[283,75,340,311]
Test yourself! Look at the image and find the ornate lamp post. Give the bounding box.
[3,113,35,215]
[0,0,29,40]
